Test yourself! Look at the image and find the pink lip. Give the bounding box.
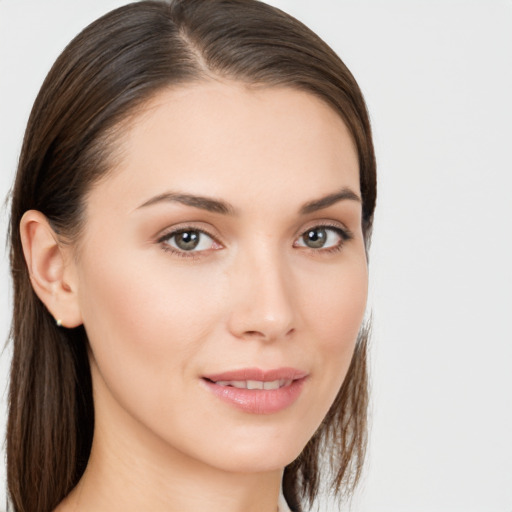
[201,367,308,415]
[204,367,307,382]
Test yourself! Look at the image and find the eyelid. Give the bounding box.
[154,219,352,258]
[156,223,223,257]
[296,220,353,240]
[156,222,220,242]
[293,221,353,253]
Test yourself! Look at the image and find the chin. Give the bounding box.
[191,423,314,475]
[208,449,300,475]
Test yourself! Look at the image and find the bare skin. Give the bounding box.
[22,81,367,512]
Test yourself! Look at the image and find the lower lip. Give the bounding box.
[202,378,307,414]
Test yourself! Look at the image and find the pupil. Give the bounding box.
[305,228,326,248]
[176,231,200,250]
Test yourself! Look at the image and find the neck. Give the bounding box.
[63,449,282,512]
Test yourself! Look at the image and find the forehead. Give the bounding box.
[88,81,360,214]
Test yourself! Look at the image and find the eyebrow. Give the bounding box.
[299,187,361,214]
[136,187,361,215]
[137,192,236,215]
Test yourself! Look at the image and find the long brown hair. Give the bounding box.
[7,1,376,511]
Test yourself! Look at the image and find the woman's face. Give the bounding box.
[70,81,368,473]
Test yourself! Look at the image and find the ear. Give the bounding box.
[20,210,83,328]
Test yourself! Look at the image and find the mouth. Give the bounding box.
[206,379,294,390]
[201,368,308,414]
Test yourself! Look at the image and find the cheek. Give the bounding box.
[76,247,233,455]
[76,246,223,397]
[304,257,368,350]
[299,254,368,407]
[81,243,215,331]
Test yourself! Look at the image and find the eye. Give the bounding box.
[294,226,349,251]
[159,228,220,254]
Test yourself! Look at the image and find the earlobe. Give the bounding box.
[19,210,83,328]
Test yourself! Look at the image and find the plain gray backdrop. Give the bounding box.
[1,1,511,511]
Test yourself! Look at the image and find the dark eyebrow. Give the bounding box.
[136,192,236,215]
[299,187,361,214]
[137,187,360,216]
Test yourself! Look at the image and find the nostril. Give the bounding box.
[244,330,265,337]
[241,327,295,341]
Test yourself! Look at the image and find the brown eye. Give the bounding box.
[295,226,347,250]
[303,228,328,248]
[162,229,217,253]
[173,230,201,250]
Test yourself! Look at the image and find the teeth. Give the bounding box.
[214,379,290,390]
[247,380,263,390]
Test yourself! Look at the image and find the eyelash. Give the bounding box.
[296,223,353,255]
[157,222,353,259]
[157,226,220,259]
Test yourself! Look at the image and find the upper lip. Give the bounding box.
[203,367,308,383]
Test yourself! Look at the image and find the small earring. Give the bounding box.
[55,318,63,327]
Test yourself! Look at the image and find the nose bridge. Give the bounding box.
[227,238,296,341]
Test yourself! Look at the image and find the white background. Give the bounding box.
[1,1,511,511]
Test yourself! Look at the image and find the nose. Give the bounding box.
[226,246,297,342]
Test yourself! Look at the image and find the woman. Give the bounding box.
[6,0,376,511]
